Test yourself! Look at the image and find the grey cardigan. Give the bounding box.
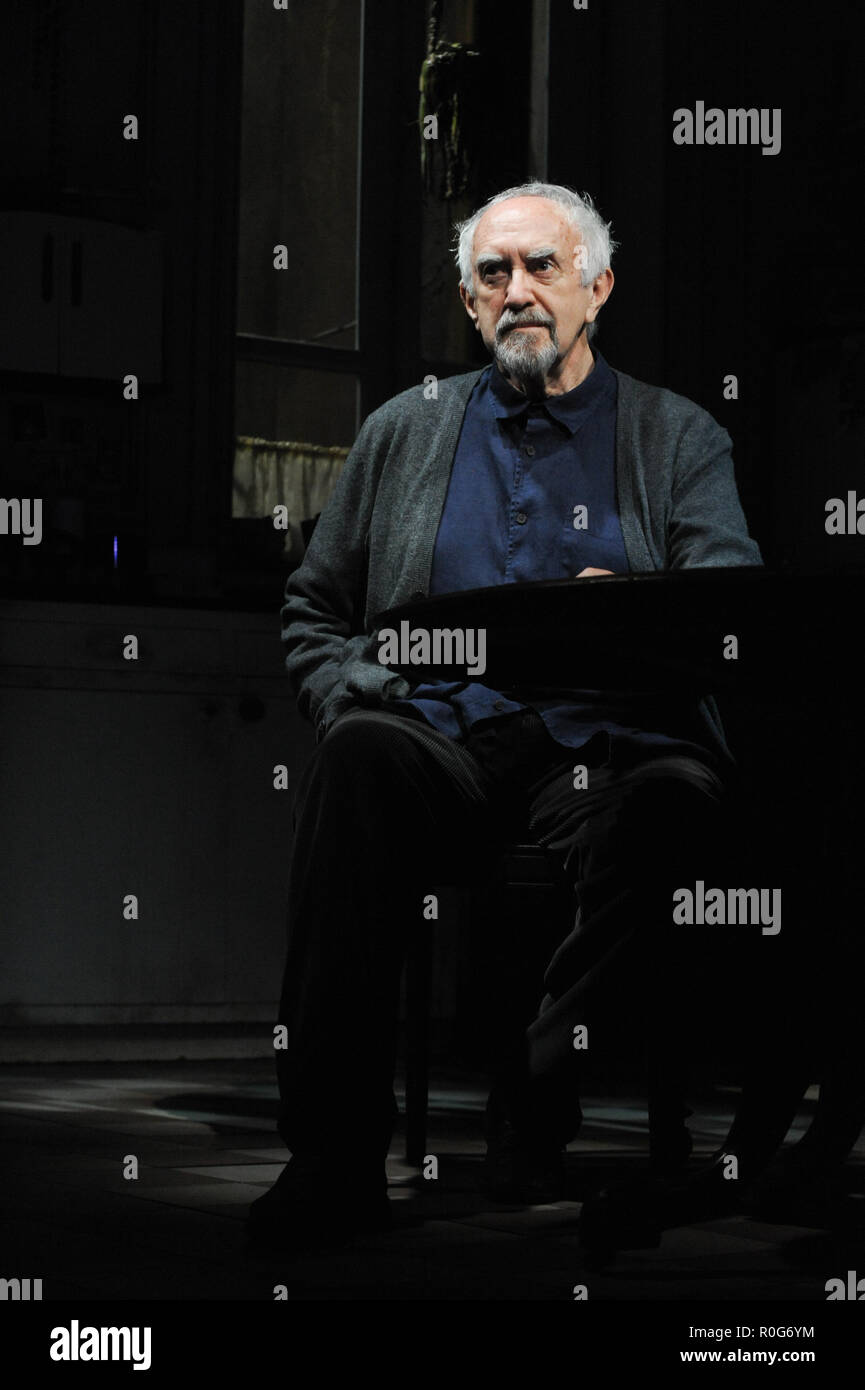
[280,365,763,758]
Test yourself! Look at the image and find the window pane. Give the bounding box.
[234,360,358,447]
[236,0,361,348]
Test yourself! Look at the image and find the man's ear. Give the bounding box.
[585,268,614,325]
[459,281,480,331]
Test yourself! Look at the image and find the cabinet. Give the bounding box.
[0,599,303,1026]
[0,212,163,381]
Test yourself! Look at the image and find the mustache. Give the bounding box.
[496,313,555,340]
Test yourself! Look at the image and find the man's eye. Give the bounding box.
[532,259,553,271]
[482,268,507,282]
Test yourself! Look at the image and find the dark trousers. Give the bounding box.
[275,705,740,1165]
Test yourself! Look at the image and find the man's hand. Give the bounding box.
[575,568,615,578]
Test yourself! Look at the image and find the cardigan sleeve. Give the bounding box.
[667,409,763,569]
[279,413,412,740]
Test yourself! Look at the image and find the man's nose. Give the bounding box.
[504,267,535,307]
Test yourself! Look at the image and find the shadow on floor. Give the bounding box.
[1,1058,863,1300]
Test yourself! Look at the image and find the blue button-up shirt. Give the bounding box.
[391,352,715,765]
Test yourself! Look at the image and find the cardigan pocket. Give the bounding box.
[560,516,622,577]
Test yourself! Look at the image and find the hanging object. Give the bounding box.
[418,0,481,201]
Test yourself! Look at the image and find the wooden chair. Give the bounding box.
[403,840,571,1164]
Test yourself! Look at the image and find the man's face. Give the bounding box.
[460,197,610,396]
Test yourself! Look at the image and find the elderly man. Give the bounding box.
[249,181,763,1253]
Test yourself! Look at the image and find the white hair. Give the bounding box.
[453,182,617,341]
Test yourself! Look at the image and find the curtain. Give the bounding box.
[232,435,349,566]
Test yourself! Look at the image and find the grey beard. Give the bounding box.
[494,327,559,395]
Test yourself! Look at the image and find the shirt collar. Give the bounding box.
[486,349,614,435]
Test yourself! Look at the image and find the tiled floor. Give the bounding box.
[1,1059,864,1301]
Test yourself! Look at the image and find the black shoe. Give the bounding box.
[578,1150,743,1256]
[247,1157,391,1254]
[483,1086,574,1203]
[751,1146,848,1225]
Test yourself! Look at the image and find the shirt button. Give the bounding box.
[494,700,505,710]
[525,444,536,457]
[515,511,527,524]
